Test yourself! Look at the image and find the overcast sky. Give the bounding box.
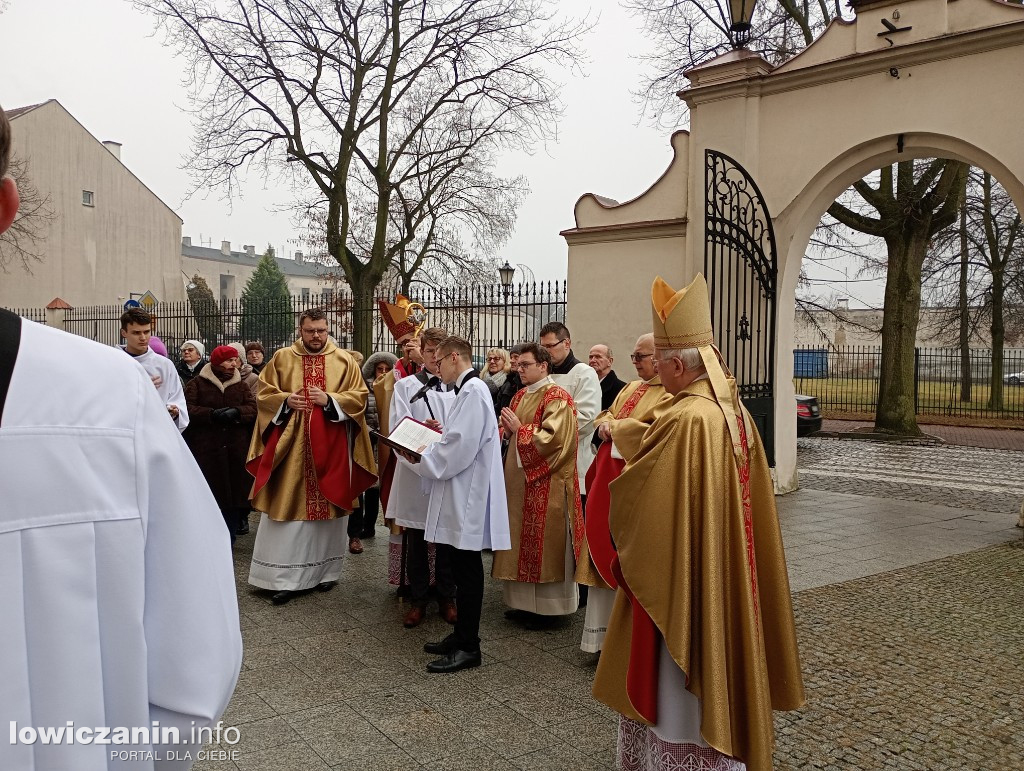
[1,0,886,307]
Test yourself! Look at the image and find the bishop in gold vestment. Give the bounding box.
[493,344,583,617]
[593,275,804,771]
[247,321,376,600]
[577,333,666,653]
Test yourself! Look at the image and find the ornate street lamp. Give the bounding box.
[728,0,757,48]
[498,261,515,347]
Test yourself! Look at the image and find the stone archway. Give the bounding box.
[562,0,1024,492]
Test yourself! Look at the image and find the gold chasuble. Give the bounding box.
[592,275,804,771]
[247,340,376,521]
[491,381,583,584]
[576,376,666,589]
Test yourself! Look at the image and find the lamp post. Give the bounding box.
[498,261,515,347]
[728,0,757,48]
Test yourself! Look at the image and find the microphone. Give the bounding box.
[410,375,441,403]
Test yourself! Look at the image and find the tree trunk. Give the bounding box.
[988,273,1005,411]
[351,274,377,358]
[959,200,972,402]
[875,234,926,435]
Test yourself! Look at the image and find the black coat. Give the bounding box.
[599,369,627,411]
[493,370,522,420]
[176,357,205,384]
[183,366,258,509]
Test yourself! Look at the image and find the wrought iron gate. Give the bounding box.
[704,150,778,464]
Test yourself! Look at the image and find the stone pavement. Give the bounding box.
[820,419,1024,452]
[196,438,1024,771]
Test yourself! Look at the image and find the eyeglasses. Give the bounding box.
[486,356,504,362]
[540,339,567,350]
[515,360,539,371]
[302,328,329,337]
[630,353,654,363]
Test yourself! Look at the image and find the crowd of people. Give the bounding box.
[2,105,805,771]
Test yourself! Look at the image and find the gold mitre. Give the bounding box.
[377,294,422,343]
[651,273,752,456]
[651,273,714,350]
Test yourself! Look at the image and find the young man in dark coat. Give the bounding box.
[183,345,258,543]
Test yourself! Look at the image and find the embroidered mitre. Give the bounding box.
[377,294,419,343]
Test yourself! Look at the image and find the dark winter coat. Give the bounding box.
[176,357,205,384]
[183,364,258,509]
[492,370,522,420]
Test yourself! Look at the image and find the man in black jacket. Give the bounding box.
[589,344,626,412]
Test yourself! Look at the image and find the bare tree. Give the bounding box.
[136,0,586,353]
[0,154,56,274]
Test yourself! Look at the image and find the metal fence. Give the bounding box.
[2,306,46,325]
[61,281,566,362]
[794,345,1024,419]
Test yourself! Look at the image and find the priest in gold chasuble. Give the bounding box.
[593,275,804,771]
[577,332,667,654]
[493,342,583,618]
[247,309,376,604]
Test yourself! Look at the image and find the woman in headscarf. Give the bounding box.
[346,351,398,553]
[183,345,258,544]
[482,347,510,396]
[177,339,206,384]
[229,342,260,398]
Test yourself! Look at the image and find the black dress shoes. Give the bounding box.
[236,518,250,536]
[423,633,459,655]
[317,580,338,592]
[271,590,299,605]
[426,649,482,674]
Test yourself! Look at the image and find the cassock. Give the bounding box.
[247,339,376,591]
[491,376,582,615]
[389,371,456,531]
[598,369,627,411]
[405,373,510,551]
[125,346,189,432]
[577,375,666,653]
[549,353,601,493]
[0,312,241,771]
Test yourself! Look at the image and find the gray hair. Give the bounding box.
[657,347,703,371]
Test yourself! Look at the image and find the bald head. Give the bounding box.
[588,344,613,379]
[632,333,657,380]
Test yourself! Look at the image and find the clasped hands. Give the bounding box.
[286,387,330,411]
[499,407,521,436]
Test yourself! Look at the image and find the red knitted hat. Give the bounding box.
[210,345,238,367]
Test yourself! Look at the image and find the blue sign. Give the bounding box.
[123,299,141,309]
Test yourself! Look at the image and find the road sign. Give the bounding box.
[139,291,159,308]
[123,299,141,309]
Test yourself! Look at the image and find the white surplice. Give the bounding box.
[549,360,601,493]
[125,346,190,433]
[0,317,241,771]
[387,371,455,530]
[404,371,510,552]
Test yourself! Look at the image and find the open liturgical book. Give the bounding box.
[373,416,443,460]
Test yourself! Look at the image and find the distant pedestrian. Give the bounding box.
[482,347,511,395]
[245,341,266,374]
[492,343,525,419]
[177,339,207,384]
[230,342,260,398]
[183,345,258,544]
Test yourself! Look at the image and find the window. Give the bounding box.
[301,288,310,300]
[322,288,334,304]
[82,190,95,207]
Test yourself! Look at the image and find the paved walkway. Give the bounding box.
[821,418,1024,451]
[195,439,1024,770]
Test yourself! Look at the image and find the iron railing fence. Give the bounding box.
[60,281,566,363]
[2,306,47,325]
[794,345,1024,419]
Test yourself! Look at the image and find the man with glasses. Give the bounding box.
[593,276,803,770]
[247,308,377,605]
[493,343,582,625]
[577,333,667,654]
[398,336,510,673]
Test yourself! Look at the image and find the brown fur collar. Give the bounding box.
[198,362,241,393]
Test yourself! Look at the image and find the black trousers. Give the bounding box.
[347,488,381,537]
[408,528,455,604]
[449,547,484,653]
